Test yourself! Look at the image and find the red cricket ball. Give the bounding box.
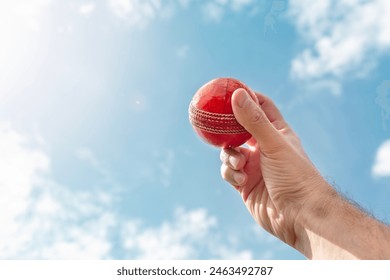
[189,77,253,148]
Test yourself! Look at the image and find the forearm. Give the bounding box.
[294,180,390,259]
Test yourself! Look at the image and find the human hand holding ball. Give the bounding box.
[188,78,390,259]
[189,77,326,248]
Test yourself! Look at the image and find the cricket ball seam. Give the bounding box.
[189,103,247,134]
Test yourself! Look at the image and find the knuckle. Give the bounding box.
[220,164,229,180]
[220,150,230,165]
[230,154,244,170]
[220,148,242,168]
[249,108,266,125]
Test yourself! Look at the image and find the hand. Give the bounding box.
[220,88,390,259]
[220,88,332,248]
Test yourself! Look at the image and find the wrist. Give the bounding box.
[293,179,390,259]
[293,179,343,259]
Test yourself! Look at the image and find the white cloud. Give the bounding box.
[122,208,216,259]
[0,122,114,259]
[122,207,254,259]
[202,1,225,22]
[0,122,49,257]
[231,0,255,12]
[289,0,390,91]
[372,139,390,177]
[107,0,175,27]
[264,0,286,35]
[76,147,109,178]
[76,147,120,188]
[77,147,100,167]
[23,192,113,259]
[106,0,260,26]
[79,2,96,16]
[202,0,258,22]
[306,79,342,96]
[139,148,176,188]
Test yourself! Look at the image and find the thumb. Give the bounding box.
[232,88,283,152]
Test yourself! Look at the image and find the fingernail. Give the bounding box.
[234,172,245,185]
[229,156,240,169]
[235,89,249,108]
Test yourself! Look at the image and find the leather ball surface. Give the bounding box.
[189,77,252,148]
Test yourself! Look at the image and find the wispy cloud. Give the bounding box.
[106,0,260,26]
[231,0,256,12]
[0,122,115,259]
[27,184,115,259]
[76,147,116,184]
[0,122,49,258]
[122,207,255,259]
[289,0,390,94]
[264,0,286,35]
[305,79,342,96]
[202,0,258,22]
[372,139,390,178]
[137,148,176,188]
[202,1,225,22]
[122,208,216,259]
[79,2,96,16]
[107,0,175,28]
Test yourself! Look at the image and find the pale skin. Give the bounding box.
[220,88,390,259]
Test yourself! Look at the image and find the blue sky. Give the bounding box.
[0,0,389,260]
